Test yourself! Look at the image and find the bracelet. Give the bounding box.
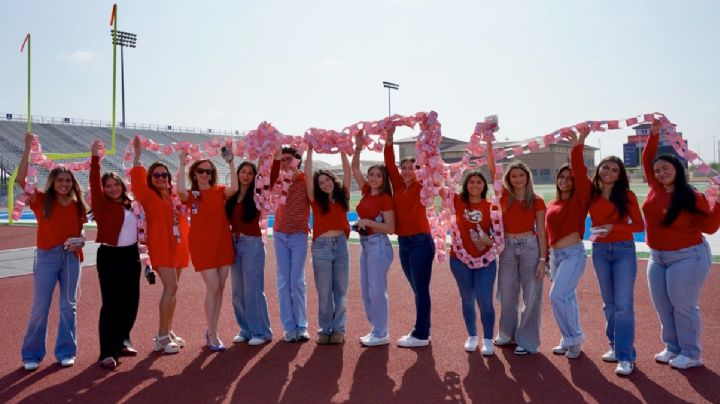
[539,257,547,262]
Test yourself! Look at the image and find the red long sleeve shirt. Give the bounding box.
[383,144,431,236]
[545,144,591,248]
[589,191,644,243]
[642,133,720,250]
[90,156,129,245]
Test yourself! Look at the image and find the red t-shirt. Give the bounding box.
[589,191,644,243]
[545,144,591,247]
[500,190,546,234]
[451,194,492,258]
[355,183,393,236]
[383,145,431,236]
[30,191,87,254]
[311,188,350,240]
[231,201,262,236]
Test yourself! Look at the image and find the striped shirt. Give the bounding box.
[274,171,310,234]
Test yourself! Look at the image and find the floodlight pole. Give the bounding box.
[111,29,137,128]
[382,81,399,116]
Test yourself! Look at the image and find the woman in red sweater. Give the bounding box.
[643,119,720,370]
[130,136,189,354]
[90,140,142,369]
[19,132,88,371]
[177,152,237,352]
[589,155,644,375]
[545,126,591,360]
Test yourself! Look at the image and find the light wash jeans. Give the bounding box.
[273,231,309,335]
[648,240,712,359]
[549,242,586,348]
[497,236,543,352]
[359,233,394,338]
[398,233,435,340]
[312,235,350,335]
[449,257,497,339]
[232,235,272,340]
[592,240,637,362]
[21,245,81,363]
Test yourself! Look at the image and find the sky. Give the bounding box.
[2,0,719,165]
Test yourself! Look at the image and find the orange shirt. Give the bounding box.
[383,145,431,236]
[589,191,644,243]
[450,194,492,258]
[500,190,546,234]
[311,189,350,240]
[355,183,393,236]
[273,166,310,234]
[30,191,86,256]
[186,185,234,271]
[130,166,189,268]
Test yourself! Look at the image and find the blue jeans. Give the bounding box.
[273,231,308,333]
[549,242,586,348]
[648,240,712,359]
[232,236,272,339]
[398,233,435,340]
[360,233,394,338]
[312,235,350,335]
[449,257,497,339]
[592,240,637,362]
[21,245,81,363]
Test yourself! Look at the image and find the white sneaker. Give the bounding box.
[602,349,617,362]
[248,337,269,346]
[464,336,478,352]
[397,334,430,348]
[23,361,39,371]
[565,344,582,359]
[359,333,373,343]
[615,361,633,375]
[552,345,568,355]
[60,357,76,367]
[233,334,247,343]
[481,339,494,356]
[493,335,513,346]
[669,355,703,369]
[361,335,390,347]
[654,349,678,364]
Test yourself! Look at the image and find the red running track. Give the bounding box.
[0,224,719,403]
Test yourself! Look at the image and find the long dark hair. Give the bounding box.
[313,170,349,214]
[591,156,630,220]
[555,164,572,201]
[460,170,488,202]
[225,162,259,223]
[43,167,88,219]
[146,162,173,198]
[102,172,132,210]
[366,165,393,196]
[654,154,703,226]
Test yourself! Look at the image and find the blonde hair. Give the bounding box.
[502,161,536,210]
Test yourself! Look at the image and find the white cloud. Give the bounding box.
[58,51,97,63]
[318,58,342,69]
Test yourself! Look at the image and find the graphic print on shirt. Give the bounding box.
[463,207,487,242]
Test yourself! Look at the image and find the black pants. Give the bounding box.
[97,243,141,360]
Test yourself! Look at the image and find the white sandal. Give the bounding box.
[154,334,180,354]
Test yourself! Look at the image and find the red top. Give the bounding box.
[30,191,87,257]
[186,185,234,271]
[500,190,546,234]
[545,144,592,247]
[450,194,492,258]
[383,145,431,236]
[589,191,644,243]
[642,133,720,250]
[230,161,280,236]
[311,188,350,240]
[274,163,310,234]
[130,166,189,268]
[90,156,129,246]
[355,183,394,236]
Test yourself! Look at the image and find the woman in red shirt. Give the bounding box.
[177,152,237,352]
[545,127,591,360]
[130,136,189,354]
[589,155,644,376]
[304,145,351,344]
[18,132,88,371]
[643,119,720,370]
[352,131,395,346]
[90,140,142,369]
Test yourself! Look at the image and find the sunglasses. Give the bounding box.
[152,172,170,179]
[195,168,215,175]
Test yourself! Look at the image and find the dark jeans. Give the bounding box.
[398,233,435,340]
[96,244,141,360]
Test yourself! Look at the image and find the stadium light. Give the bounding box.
[382,81,399,116]
[110,29,137,128]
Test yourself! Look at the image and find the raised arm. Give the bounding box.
[351,131,367,190]
[486,139,497,184]
[224,152,238,199]
[340,151,351,192]
[383,127,402,187]
[177,152,190,203]
[90,140,104,210]
[304,145,315,202]
[569,126,591,203]
[133,135,142,167]
[642,120,662,189]
[15,132,33,193]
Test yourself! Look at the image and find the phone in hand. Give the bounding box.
[221,146,234,163]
